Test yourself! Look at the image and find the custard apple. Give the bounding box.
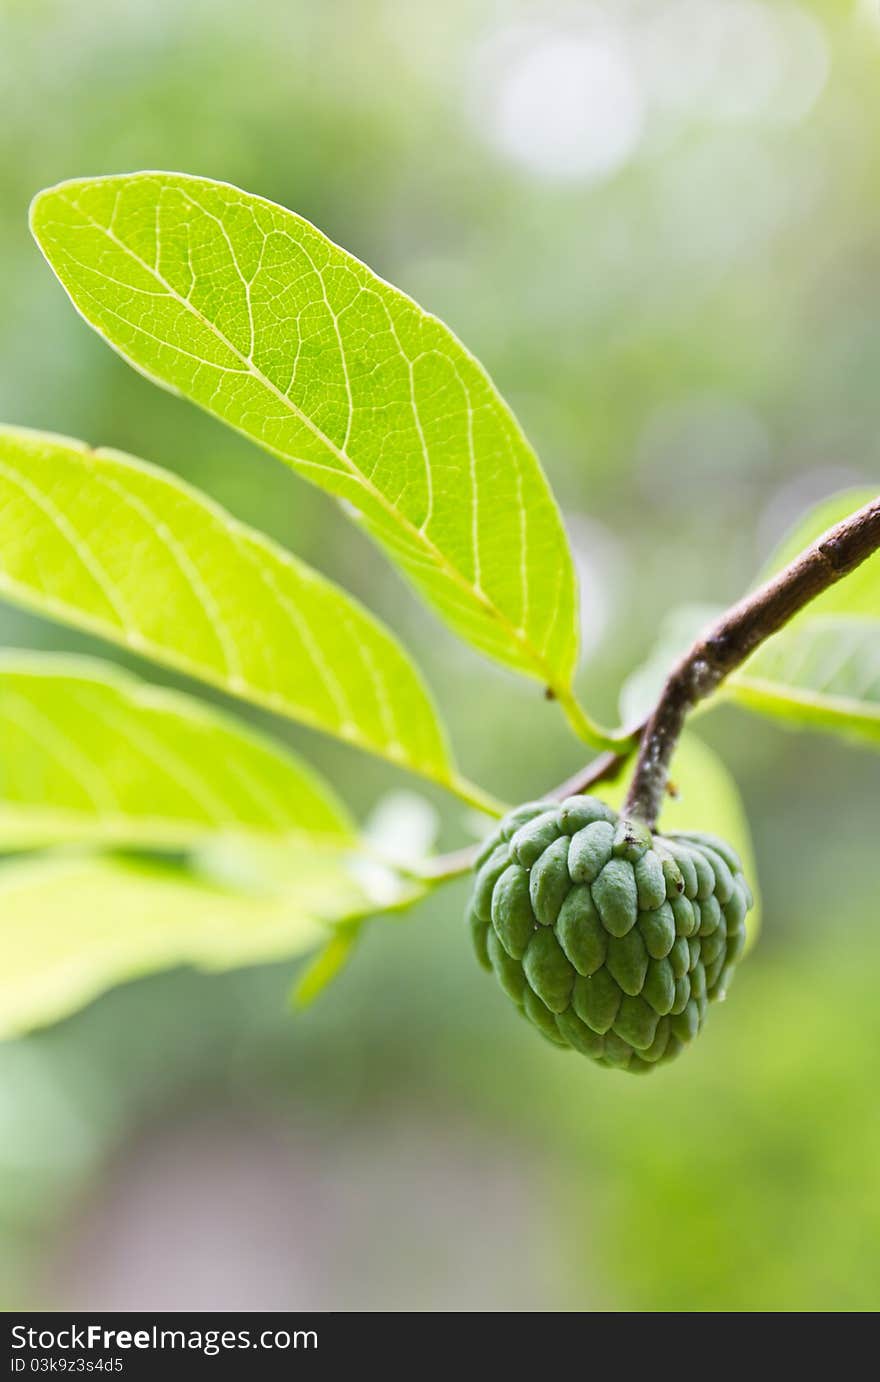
[467,795,753,1073]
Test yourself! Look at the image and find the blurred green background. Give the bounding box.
[1,0,878,1312]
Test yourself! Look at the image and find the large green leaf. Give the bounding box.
[0,848,421,1039]
[30,172,580,696]
[729,488,880,748]
[0,426,457,791]
[0,652,354,850]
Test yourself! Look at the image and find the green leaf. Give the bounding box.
[604,731,760,937]
[0,652,354,850]
[0,848,417,1039]
[30,172,579,694]
[729,488,880,748]
[289,924,361,1010]
[0,425,457,791]
[731,618,880,748]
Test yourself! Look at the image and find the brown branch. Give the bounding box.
[624,493,880,825]
[422,493,880,882]
[545,745,633,801]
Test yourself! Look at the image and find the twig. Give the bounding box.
[546,744,635,801]
[624,494,880,825]
[421,493,880,882]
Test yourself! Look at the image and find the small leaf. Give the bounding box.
[731,618,880,748]
[0,848,399,1039]
[729,489,880,748]
[0,652,354,850]
[30,172,579,690]
[290,925,360,1010]
[0,426,453,786]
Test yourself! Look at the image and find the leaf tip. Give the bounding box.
[27,184,52,241]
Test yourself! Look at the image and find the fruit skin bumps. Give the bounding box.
[467,796,754,1073]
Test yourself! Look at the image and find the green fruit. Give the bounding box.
[466,795,754,1074]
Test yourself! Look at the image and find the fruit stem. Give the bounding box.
[623,493,880,826]
[423,745,634,884]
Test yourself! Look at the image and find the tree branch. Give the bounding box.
[422,493,879,882]
[624,493,880,825]
[545,745,633,801]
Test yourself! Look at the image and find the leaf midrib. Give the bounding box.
[730,674,880,721]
